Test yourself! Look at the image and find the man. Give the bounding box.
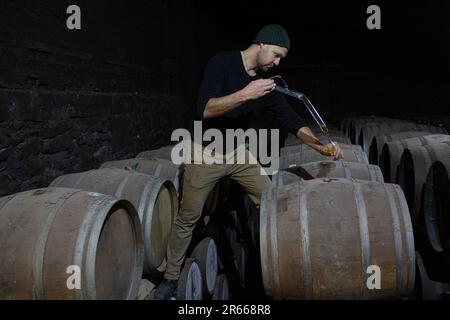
[154,24,343,299]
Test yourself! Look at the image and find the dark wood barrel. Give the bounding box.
[423,158,450,254]
[50,168,178,274]
[224,209,243,235]
[280,145,368,168]
[340,119,350,137]
[242,195,260,249]
[285,160,384,182]
[190,237,218,296]
[315,134,351,145]
[397,141,450,222]
[379,134,450,183]
[0,187,144,299]
[358,121,418,155]
[232,241,248,288]
[415,251,450,300]
[349,116,396,145]
[369,131,433,165]
[100,157,183,195]
[285,133,350,147]
[212,274,229,300]
[260,178,415,299]
[348,116,389,145]
[347,116,383,144]
[177,258,203,300]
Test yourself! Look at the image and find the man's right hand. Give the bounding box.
[320,142,344,160]
[241,79,276,101]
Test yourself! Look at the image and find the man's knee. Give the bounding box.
[252,174,272,196]
[173,202,203,232]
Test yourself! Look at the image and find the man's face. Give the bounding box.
[256,44,288,72]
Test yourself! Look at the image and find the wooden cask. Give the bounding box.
[260,178,415,299]
[0,188,144,299]
[50,168,177,273]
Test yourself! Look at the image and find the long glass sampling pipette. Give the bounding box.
[270,75,335,147]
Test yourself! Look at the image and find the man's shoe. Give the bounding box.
[154,279,178,300]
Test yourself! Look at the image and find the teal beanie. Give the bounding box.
[252,24,290,50]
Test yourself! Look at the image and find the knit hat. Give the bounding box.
[252,24,290,50]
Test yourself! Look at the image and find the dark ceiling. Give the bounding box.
[193,0,450,82]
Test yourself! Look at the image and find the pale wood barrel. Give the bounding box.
[281,142,362,157]
[260,178,415,299]
[280,145,368,168]
[100,157,183,195]
[50,168,178,274]
[285,160,384,182]
[0,187,144,299]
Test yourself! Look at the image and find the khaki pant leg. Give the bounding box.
[164,163,225,280]
[228,163,272,206]
[227,147,273,207]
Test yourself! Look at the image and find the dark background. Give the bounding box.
[0,0,449,196]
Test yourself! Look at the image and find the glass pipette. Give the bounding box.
[270,75,335,148]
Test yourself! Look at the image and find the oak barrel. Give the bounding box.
[379,134,450,183]
[0,187,144,299]
[369,131,433,165]
[397,141,450,221]
[50,168,177,273]
[423,158,450,254]
[100,157,183,194]
[260,178,415,299]
[280,145,368,168]
[285,160,384,182]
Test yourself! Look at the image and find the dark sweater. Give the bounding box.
[192,51,307,151]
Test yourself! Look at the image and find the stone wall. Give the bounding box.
[0,0,196,196]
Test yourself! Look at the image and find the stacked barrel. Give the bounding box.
[0,188,144,299]
[2,113,449,300]
[254,124,415,299]
[337,115,450,299]
[0,140,226,300]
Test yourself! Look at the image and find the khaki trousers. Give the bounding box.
[164,144,272,280]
